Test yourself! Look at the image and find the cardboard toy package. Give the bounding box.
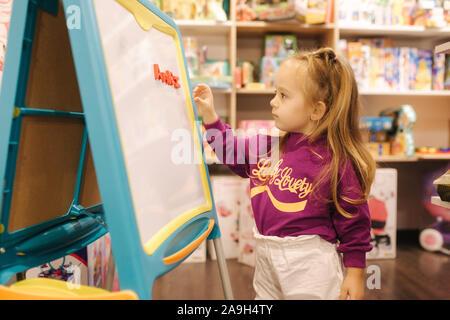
[237,181,256,267]
[207,176,242,260]
[367,168,398,260]
[87,234,120,291]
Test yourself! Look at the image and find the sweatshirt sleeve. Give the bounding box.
[332,160,373,268]
[203,118,276,178]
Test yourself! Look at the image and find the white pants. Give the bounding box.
[253,230,344,300]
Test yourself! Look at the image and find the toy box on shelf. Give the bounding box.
[237,119,280,137]
[186,38,233,90]
[237,181,256,267]
[161,0,228,21]
[296,0,334,24]
[360,116,393,158]
[338,0,450,27]
[340,38,449,92]
[207,176,242,260]
[200,116,228,164]
[360,105,417,159]
[256,34,298,89]
[367,168,398,260]
[380,105,417,158]
[87,234,120,291]
[252,0,296,21]
[237,0,332,23]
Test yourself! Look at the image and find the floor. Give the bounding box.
[153,242,450,300]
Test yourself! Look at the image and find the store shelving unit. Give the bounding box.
[177,1,449,229]
[431,196,450,209]
[435,41,450,54]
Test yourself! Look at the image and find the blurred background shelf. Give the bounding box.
[236,88,450,97]
[339,25,450,40]
[435,41,450,54]
[431,196,450,209]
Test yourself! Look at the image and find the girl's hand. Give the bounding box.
[339,267,365,300]
[193,84,218,124]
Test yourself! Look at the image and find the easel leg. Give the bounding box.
[105,247,115,292]
[212,238,234,300]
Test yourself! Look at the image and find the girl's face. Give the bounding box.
[270,60,314,134]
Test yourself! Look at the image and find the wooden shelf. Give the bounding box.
[237,88,450,97]
[417,153,450,160]
[176,20,232,35]
[339,25,450,39]
[431,196,450,209]
[359,90,450,97]
[435,41,450,55]
[376,154,450,162]
[374,155,419,162]
[236,88,274,95]
[236,21,335,36]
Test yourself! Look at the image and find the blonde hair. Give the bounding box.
[261,48,376,218]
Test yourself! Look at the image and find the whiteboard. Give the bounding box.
[94,0,208,250]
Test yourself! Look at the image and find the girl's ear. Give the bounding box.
[310,101,327,121]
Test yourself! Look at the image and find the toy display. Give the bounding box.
[433,53,446,91]
[238,61,255,87]
[188,43,233,89]
[200,116,228,164]
[367,169,397,260]
[162,0,228,21]
[183,37,199,78]
[87,234,120,291]
[416,146,450,157]
[420,165,450,255]
[360,116,394,157]
[236,0,257,21]
[295,0,333,24]
[264,34,298,57]
[341,38,449,92]
[415,50,433,90]
[346,41,370,91]
[26,249,88,286]
[249,34,297,89]
[238,183,256,267]
[252,0,296,21]
[445,55,450,90]
[259,56,283,88]
[380,105,417,157]
[208,176,242,260]
[339,0,450,27]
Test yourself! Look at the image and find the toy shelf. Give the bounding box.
[431,196,450,209]
[178,0,449,231]
[176,20,232,35]
[435,41,450,55]
[236,88,450,97]
[206,153,449,166]
[339,25,450,40]
[236,21,336,35]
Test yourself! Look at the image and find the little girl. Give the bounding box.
[193,48,375,300]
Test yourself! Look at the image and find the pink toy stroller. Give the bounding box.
[420,166,450,255]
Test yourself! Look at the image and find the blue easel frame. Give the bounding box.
[64,0,228,300]
[0,0,107,284]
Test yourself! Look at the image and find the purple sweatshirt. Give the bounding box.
[204,118,372,268]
